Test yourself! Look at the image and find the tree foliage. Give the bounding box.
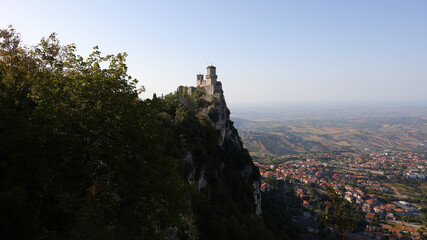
[319,187,362,240]
[0,26,295,240]
[0,26,191,239]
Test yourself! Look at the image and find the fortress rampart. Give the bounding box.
[178,65,223,99]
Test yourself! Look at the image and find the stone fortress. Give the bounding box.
[179,65,223,99]
[177,65,262,216]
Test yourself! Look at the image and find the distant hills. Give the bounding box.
[232,107,427,155]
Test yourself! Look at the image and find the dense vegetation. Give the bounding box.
[0,26,292,239]
[261,179,298,239]
[0,26,192,239]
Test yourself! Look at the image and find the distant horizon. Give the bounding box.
[229,100,427,121]
[228,100,427,109]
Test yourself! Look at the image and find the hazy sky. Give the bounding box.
[1,0,426,105]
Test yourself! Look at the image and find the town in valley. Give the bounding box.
[256,151,427,239]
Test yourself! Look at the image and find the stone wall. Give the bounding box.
[180,66,223,100]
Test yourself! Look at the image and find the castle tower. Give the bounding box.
[197,74,204,86]
[206,65,217,85]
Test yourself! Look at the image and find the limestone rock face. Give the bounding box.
[205,98,240,148]
[204,96,262,216]
[178,81,263,218]
[174,70,269,238]
[253,180,262,216]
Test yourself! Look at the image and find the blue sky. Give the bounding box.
[1,0,426,105]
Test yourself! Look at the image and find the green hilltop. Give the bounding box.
[0,27,296,240]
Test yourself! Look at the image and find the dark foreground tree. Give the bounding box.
[0,26,193,240]
[320,187,362,240]
[1,26,292,240]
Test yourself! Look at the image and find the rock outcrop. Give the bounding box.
[172,66,271,238]
[207,96,262,216]
[181,91,262,217]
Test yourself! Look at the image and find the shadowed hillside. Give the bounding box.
[0,27,297,240]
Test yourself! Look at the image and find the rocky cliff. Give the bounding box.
[0,28,286,239]
[168,88,270,239]
[204,96,262,216]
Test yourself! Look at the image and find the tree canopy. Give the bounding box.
[0,26,293,240]
[0,25,191,239]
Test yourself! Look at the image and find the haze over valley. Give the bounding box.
[231,105,427,155]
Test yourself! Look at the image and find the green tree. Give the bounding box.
[0,26,191,240]
[320,187,362,240]
[1,26,287,240]
[421,204,427,222]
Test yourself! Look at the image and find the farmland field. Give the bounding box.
[231,105,427,155]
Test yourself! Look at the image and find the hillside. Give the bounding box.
[233,110,427,155]
[0,27,296,239]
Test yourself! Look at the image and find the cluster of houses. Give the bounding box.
[363,224,423,240]
[405,170,426,180]
[347,152,426,180]
[256,151,426,239]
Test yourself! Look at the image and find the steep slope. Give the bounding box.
[0,27,291,240]
[160,89,272,239]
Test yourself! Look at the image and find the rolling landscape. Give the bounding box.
[233,106,427,155]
